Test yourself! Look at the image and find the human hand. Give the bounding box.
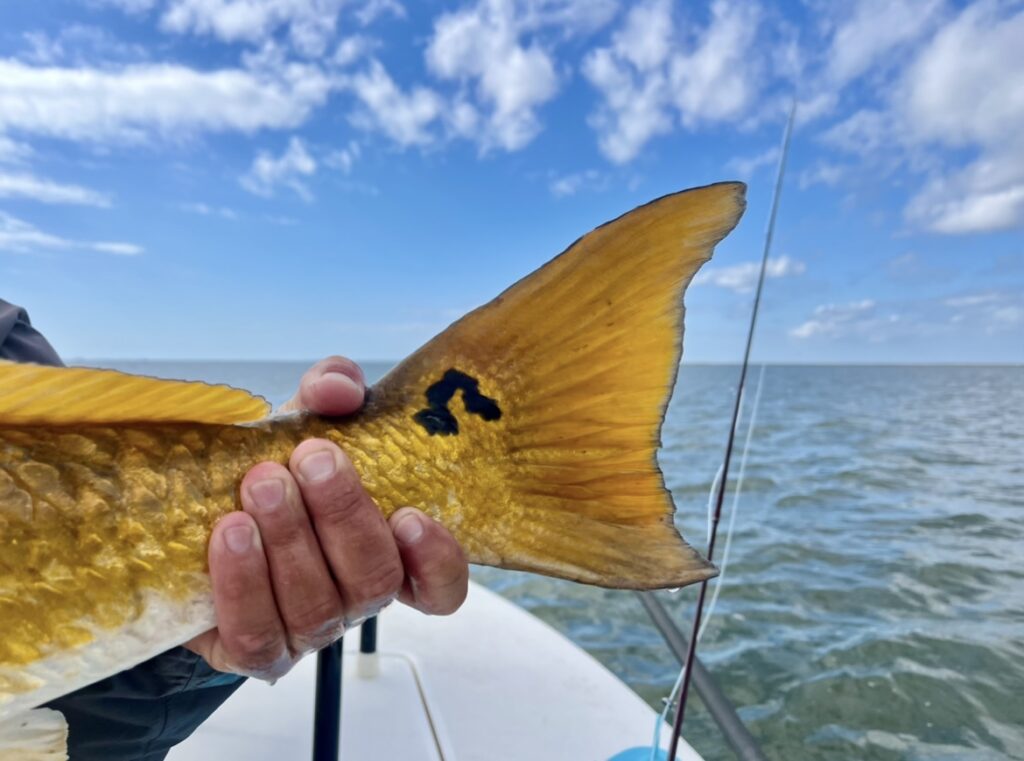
[185,356,469,680]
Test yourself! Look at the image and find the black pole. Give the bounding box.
[638,592,767,761]
[312,638,343,761]
[666,100,796,761]
[359,616,377,654]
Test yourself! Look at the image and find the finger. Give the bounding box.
[206,512,293,680]
[390,508,469,616]
[291,439,403,623]
[278,356,365,415]
[241,462,345,654]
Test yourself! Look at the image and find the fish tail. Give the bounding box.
[0,708,68,760]
[373,182,746,589]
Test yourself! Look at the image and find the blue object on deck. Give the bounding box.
[608,748,668,760]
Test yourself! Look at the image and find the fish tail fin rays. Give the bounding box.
[0,708,68,760]
[371,182,746,590]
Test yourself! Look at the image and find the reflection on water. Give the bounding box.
[103,361,1024,761]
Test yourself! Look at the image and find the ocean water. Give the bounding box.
[101,361,1024,761]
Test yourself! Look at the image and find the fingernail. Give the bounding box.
[320,371,363,396]
[248,478,285,512]
[394,513,424,545]
[224,524,253,554]
[298,450,336,483]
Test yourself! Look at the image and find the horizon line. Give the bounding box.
[68,358,1024,368]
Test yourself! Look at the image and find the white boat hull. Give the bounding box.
[169,581,703,760]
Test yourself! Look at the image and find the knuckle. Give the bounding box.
[346,558,404,611]
[229,626,285,671]
[418,577,468,615]
[258,507,306,547]
[288,597,344,642]
[417,555,468,615]
[216,566,257,607]
[422,541,467,582]
[270,522,306,550]
[313,461,369,528]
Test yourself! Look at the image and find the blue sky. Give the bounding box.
[0,0,1021,363]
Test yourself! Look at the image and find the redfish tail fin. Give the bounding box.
[373,183,746,590]
[0,708,68,760]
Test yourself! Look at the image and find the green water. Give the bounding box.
[104,361,1024,760]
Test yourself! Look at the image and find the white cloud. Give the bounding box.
[0,59,333,143]
[943,292,1000,308]
[354,0,405,26]
[668,0,761,128]
[821,109,894,157]
[21,25,149,66]
[516,0,618,35]
[0,211,142,255]
[824,2,1024,234]
[727,147,778,178]
[694,255,805,293]
[825,0,946,86]
[940,290,1024,334]
[900,3,1024,233]
[992,305,1023,325]
[240,136,317,199]
[324,140,360,174]
[179,201,238,219]
[548,169,605,197]
[799,162,845,189]
[581,0,673,163]
[0,136,32,165]
[426,0,560,152]
[333,34,379,67]
[91,241,144,255]
[582,0,763,163]
[910,182,1024,235]
[345,60,443,147]
[790,299,882,339]
[0,171,112,206]
[159,0,345,57]
[87,0,157,13]
[582,45,672,164]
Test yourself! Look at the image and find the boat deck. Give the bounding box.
[169,581,702,760]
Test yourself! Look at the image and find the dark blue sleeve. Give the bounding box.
[0,299,63,365]
[0,297,245,761]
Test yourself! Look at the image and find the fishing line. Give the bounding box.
[649,660,686,759]
[665,101,796,761]
[648,364,766,760]
[706,463,724,547]
[699,364,766,643]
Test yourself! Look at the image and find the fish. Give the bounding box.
[0,181,745,758]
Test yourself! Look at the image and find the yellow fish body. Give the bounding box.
[0,182,745,757]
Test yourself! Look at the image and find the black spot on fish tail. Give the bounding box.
[414,368,502,436]
[413,405,460,436]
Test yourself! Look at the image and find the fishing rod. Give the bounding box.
[666,100,796,760]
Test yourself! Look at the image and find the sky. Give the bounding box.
[0,0,1021,364]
